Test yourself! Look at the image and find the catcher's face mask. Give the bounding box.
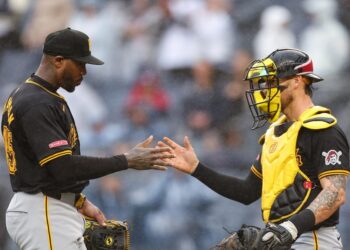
[244,58,282,129]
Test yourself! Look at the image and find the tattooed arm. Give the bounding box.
[307,175,348,224]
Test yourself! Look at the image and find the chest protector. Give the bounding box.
[261,106,336,223]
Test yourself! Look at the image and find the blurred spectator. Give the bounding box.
[58,81,118,152]
[191,0,235,65]
[120,0,163,83]
[69,0,127,85]
[140,170,217,250]
[125,69,170,118]
[0,0,48,87]
[198,50,259,170]
[20,0,73,50]
[182,60,224,138]
[7,0,30,17]
[85,176,130,220]
[300,0,350,76]
[157,0,234,69]
[338,0,350,32]
[0,0,21,53]
[121,69,172,143]
[253,5,296,59]
[156,0,204,71]
[219,49,252,126]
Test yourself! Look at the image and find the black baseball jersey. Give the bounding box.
[252,122,350,227]
[1,74,88,194]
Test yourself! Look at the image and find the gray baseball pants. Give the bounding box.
[292,226,343,250]
[6,192,87,250]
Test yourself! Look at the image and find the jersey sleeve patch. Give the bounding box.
[321,150,342,166]
[49,140,69,149]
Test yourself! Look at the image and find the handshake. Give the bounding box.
[124,135,200,174]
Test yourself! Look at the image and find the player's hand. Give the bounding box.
[158,136,199,174]
[78,199,106,226]
[124,135,175,171]
[259,222,296,249]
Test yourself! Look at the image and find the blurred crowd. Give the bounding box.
[0,0,350,249]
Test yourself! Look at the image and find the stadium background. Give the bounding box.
[0,0,349,249]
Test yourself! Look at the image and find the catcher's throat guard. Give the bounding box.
[244,58,282,129]
[84,218,130,250]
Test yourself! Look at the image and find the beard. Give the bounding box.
[62,84,75,93]
[61,72,79,92]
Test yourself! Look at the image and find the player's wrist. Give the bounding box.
[288,209,315,236]
[191,162,204,176]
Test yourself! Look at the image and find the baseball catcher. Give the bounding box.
[84,218,130,250]
[158,48,349,249]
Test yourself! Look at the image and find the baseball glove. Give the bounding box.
[211,224,262,250]
[83,218,130,250]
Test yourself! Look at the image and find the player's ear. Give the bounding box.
[53,56,65,68]
[292,76,303,90]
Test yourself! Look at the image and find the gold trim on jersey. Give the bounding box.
[45,196,54,250]
[25,79,65,100]
[4,97,15,125]
[312,230,319,250]
[39,150,72,166]
[3,125,17,174]
[68,124,78,148]
[318,170,350,180]
[251,166,262,179]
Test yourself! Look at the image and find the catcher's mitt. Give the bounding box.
[83,218,130,250]
[211,224,262,250]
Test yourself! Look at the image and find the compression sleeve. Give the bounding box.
[45,154,128,182]
[192,162,262,205]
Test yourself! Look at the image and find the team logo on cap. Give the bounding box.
[322,150,342,166]
[88,38,92,51]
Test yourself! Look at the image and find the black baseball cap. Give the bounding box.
[43,27,104,65]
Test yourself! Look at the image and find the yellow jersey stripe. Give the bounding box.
[44,196,54,250]
[312,230,319,250]
[251,166,262,179]
[25,79,65,100]
[318,170,350,179]
[39,150,72,166]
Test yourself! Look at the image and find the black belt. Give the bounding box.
[59,193,77,207]
[42,192,78,207]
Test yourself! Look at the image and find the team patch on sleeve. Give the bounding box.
[49,140,69,149]
[321,149,342,166]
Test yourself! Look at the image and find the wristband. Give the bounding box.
[279,221,298,240]
[289,209,315,235]
[75,193,86,209]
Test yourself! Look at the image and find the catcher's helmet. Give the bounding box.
[266,48,323,82]
[244,48,323,129]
